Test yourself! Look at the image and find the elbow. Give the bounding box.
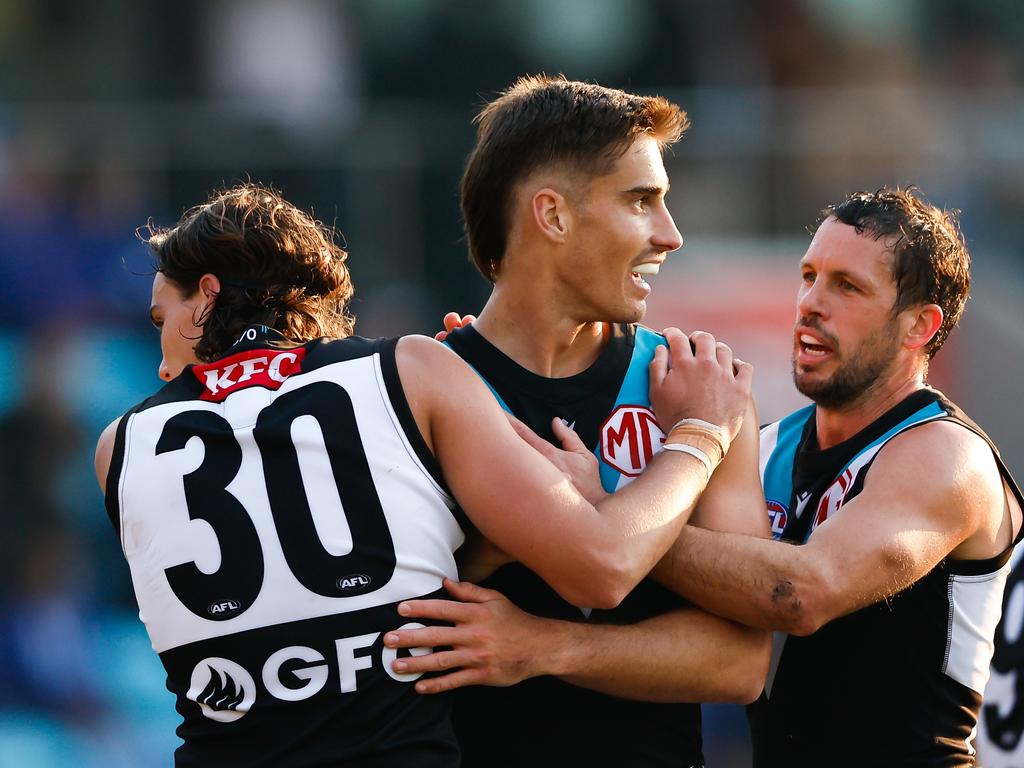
[554,548,641,610]
[711,628,772,705]
[734,631,772,704]
[770,561,837,637]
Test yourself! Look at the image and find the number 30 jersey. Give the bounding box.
[104,327,465,767]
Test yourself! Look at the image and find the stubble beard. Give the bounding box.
[793,323,902,410]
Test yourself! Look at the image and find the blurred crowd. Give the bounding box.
[1,0,1022,764]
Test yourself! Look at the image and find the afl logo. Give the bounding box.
[208,599,242,618]
[766,500,788,539]
[337,574,372,592]
[188,657,256,723]
[600,405,665,477]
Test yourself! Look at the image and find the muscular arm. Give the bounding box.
[397,333,749,610]
[655,421,1007,635]
[388,580,767,703]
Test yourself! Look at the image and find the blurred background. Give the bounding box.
[0,0,1022,765]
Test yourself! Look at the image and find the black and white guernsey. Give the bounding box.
[104,327,465,767]
[751,387,1024,767]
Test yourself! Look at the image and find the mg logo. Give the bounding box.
[600,405,665,477]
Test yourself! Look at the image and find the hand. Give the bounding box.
[434,312,477,342]
[383,579,552,693]
[506,412,607,504]
[649,328,753,443]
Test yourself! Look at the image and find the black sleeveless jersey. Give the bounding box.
[445,324,704,768]
[105,327,466,767]
[751,388,1024,767]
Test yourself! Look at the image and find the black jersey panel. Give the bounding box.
[164,590,458,768]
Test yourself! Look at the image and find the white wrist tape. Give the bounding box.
[661,442,714,479]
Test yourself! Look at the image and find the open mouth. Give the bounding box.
[630,262,660,290]
[797,332,834,361]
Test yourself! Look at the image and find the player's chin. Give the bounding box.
[614,297,647,324]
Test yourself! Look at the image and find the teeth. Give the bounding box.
[800,334,822,345]
[633,263,661,275]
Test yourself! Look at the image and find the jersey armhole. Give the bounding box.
[104,407,138,540]
[376,338,466,527]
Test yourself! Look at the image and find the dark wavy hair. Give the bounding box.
[822,187,970,359]
[461,75,690,283]
[143,183,355,362]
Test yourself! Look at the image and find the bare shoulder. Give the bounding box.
[875,419,1001,495]
[395,334,480,387]
[95,416,122,491]
[867,419,1005,546]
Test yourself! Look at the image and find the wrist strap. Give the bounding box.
[661,442,714,480]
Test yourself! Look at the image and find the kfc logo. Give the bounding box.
[193,348,306,401]
[600,405,665,477]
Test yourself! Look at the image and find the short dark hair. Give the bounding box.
[144,183,355,362]
[822,187,970,359]
[460,75,690,282]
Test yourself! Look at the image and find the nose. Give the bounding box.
[653,207,683,253]
[159,359,171,382]
[797,279,828,321]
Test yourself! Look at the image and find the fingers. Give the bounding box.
[442,312,464,333]
[506,412,558,460]
[396,597,477,624]
[650,344,668,387]
[715,340,733,372]
[550,418,587,454]
[733,357,754,390]
[688,330,718,362]
[414,668,487,694]
[384,623,464,650]
[443,578,503,603]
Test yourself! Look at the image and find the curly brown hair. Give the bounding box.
[143,183,355,362]
[823,187,971,360]
[461,75,690,283]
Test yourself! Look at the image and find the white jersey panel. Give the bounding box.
[945,563,1011,694]
[119,353,462,654]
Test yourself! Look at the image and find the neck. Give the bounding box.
[814,368,928,449]
[473,282,609,378]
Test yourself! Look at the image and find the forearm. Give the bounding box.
[652,525,824,635]
[590,451,711,588]
[544,608,769,703]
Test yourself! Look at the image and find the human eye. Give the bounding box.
[839,278,859,293]
[801,269,815,284]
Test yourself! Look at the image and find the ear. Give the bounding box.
[901,303,943,353]
[530,188,570,244]
[197,273,222,305]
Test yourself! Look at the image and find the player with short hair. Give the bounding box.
[651,187,1024,766]
[94,183,751,766]
[384,75,771,767]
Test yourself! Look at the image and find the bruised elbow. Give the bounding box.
[770,569,836,637]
